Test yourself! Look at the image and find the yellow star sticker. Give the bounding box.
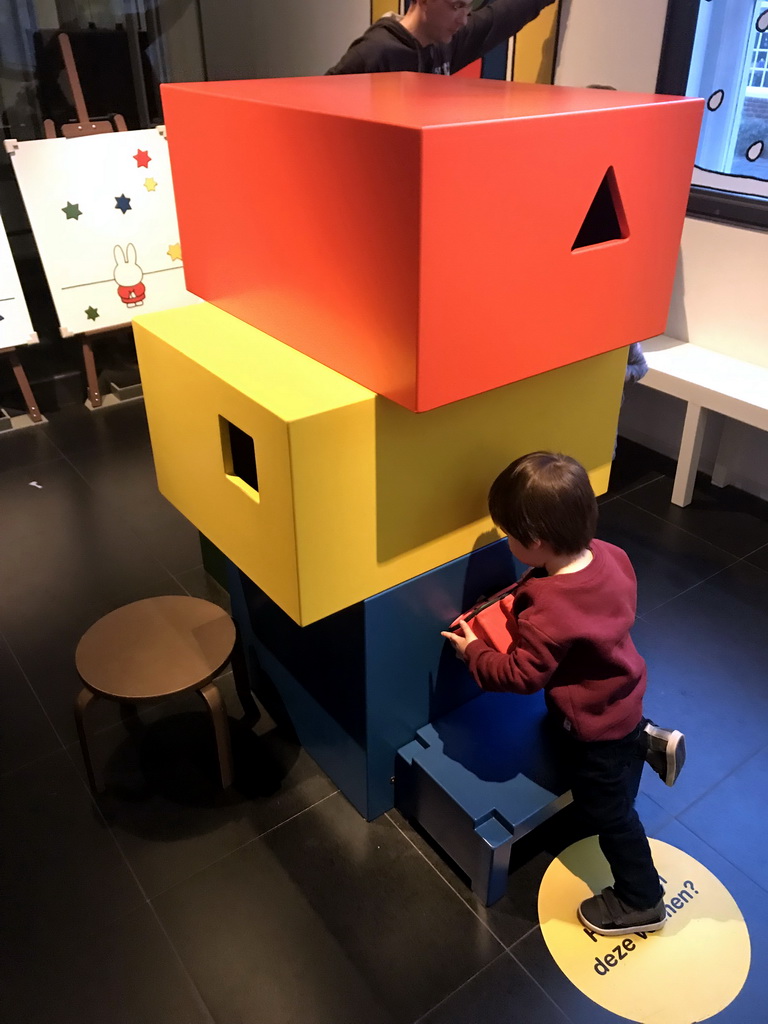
[144,177,158,191]
[167,243,182,261]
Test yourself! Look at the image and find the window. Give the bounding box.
[658,0,768,229]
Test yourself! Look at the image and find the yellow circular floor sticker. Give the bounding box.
[538,837,750,1023]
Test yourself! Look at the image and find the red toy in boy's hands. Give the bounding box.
[446,583,518,654]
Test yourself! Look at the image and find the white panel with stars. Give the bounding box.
[5,127,200,336]
[0,206,37,350]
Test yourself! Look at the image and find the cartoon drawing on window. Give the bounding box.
[688,0,768,197]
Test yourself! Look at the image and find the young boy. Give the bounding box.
[441,451,685,935]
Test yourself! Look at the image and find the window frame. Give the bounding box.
[657,0,768,230]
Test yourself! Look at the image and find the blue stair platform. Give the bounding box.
[395,691,571,905]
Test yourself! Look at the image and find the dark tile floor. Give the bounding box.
[2,404,767,1024]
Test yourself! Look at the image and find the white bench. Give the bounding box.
[639,335,768,506]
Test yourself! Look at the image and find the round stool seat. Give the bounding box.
[76,596,235,701]
[73,596,238,794]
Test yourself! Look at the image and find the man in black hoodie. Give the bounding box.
[326,0,556,76]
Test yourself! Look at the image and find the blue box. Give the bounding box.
[227,539,518,819]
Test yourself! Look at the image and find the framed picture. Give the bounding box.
[0,207,37,351]
[6,126,200,337]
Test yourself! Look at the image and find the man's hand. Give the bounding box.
[440,618,478,660]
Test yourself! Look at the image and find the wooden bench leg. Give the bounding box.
[74,688,100,795]
[672,402,709,507]
[199,682,233,789]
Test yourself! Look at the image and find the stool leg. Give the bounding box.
[74,688,100,795]
[198,682,233,789]
[119,701,142,733]
[230,625,260,725]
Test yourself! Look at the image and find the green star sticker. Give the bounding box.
[85,306,100,322]
[62,201,82,220]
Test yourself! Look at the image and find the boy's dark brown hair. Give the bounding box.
[488,452,598,555]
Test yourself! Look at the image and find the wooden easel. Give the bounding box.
[44,33,128,140]
[45,32,131,409]
[0,227,43,426]
[0,347,43,425]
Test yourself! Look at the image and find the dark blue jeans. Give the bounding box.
[561,719,663,910]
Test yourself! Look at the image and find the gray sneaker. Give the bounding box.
[644,720,686,786]
[578,886,667,936]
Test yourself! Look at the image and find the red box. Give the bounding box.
[162,74,702,412]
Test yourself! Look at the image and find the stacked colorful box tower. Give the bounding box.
[133,74,702,866]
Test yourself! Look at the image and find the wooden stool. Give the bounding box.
[74,596,240,794]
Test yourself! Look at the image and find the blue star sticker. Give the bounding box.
[115,194,132,214]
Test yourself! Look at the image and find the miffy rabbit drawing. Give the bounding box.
[113,243,146,307]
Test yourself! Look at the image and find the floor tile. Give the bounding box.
[0,750,145,948]
[43,399,151,456]
[154,792,503,1024]
[417,951,570,1024]
[0,903,213,1024]
[0,457,174,629]
[653,819,768,1024]
[603,436,674,500]
[0,633,62,773]
[510,928,628,1024]
[72,706,338,897]
[596,497,737,615]
[0,422,62,473]
[63,440,203,577]
[633,559,768,816]
[622,474,768,558]
[679,742,768,896]
[745,542,768,574]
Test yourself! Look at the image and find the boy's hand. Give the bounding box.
[441,619,478,660]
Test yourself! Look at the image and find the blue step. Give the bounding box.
[396,691,571,905]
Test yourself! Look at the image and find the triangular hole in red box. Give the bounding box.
[572,166,628,250]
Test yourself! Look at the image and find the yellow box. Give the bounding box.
[134,304,625,625]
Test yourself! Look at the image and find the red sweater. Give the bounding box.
[464,539,646,742]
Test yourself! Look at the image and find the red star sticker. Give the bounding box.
[133,149,151,168]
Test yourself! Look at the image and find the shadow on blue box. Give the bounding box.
[225,537,519,820]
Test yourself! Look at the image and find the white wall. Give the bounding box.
[667,217,768,369]
[199,0,370,80]
[555,0,670,93]
[158,0,206,84]
[556,0,768,500]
